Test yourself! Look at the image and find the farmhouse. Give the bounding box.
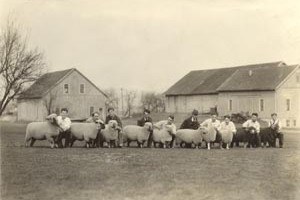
[165,61,300,128]
[17,68,107,121]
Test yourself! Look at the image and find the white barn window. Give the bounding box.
[80,84,85,94]
[286,99,291,111]
[259,99,264,112]
[64,84,69,94]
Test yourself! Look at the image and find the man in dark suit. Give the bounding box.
[137,109,153,147]
[105,107,123,147]
[180,109,200,148]
[180,109,200,130]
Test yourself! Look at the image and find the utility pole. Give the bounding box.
[121,88,124,116]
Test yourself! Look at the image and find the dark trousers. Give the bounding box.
[247,131,261,148]
[270,129,284,147]
[170,134,176,148]
[57,129,71,148]
[147,131,153,147]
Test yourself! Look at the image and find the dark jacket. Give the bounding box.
[180,116,200,130]
[137,116,153,126]
[105,115,122,128]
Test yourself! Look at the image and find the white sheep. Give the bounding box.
[101,120,119,148]
[69,121,102,148]
[152,125,175,148]
[176,127,206,148]
[24,113,61,148]
[201,123,217,150]
[219,129,233,150]
[123,122,153,148]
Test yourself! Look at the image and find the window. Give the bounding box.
[80,84,85,94]
[286,120,290,127]
[228,99,232,111]
[259,99,264,112]
[286,99,291,111]
[294,120,297,127]
[64,84,69,94]
[90,106,94,116]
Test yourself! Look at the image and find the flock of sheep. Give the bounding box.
[24,113,259,150]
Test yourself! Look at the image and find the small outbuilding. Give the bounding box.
[17,68,107,121]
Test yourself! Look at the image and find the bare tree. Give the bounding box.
[0,19,45,115]
[104,87,119,111]
[124,89,137,117]
[141,91,165,113]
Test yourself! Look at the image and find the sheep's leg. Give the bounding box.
[46,136,55,149]
[163,143,166,149]
[30,138,36,147]
[25,136,31,147]
[220,141,223,149]
[127,140,130,147]
[226,143,230,150]
[207,142,211,150]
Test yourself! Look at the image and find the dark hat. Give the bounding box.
[168,115,175,120]
[252,113,258,117]
[271,113,277,116]
[144,108,150,114]
[224,115,231,119]
[108,107,115,112]
[192,109,199,116]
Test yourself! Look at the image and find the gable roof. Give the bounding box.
[18,68,107,99]
[217,65,298,92]
[164,61,297,96]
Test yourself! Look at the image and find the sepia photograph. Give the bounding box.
[0,0,300,199]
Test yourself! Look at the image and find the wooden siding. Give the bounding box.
[217,91,275,119]
[17,70,107,121]
[166,95,218,114]
[276,68,300,128]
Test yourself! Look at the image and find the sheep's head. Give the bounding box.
[164,125,175,135]
[108,120,118,129]
[144,122,153,132]
[95,119,104,129]
[46,113,58,125]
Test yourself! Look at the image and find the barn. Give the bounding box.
[165,61,300,128]
[17,68,107,122]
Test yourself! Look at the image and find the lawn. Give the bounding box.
[1,118,300,200]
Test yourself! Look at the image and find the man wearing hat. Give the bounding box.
[180,109,200,148]
[180,109,200,130]
[137,109,153,147]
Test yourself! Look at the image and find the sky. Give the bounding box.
[1,0,300,92]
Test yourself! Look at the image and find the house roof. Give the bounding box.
[18,68,107,99]
[164,61,297,96]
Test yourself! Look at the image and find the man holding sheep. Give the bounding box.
[153,115,177,148]
[180,109,200,148]
[105,107,123,147]
[56,108,72,148]
[137,109,153,147]
[242,113,261,148]
[201,113,221,146]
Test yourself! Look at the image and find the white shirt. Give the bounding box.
[57,116,72,131]
[268,118,282,131]
[218,121,237,134]
[201,118,221,129]
[154,120,177,135]
[242,119,260,133]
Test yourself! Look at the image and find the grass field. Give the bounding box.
[1,119,300,200]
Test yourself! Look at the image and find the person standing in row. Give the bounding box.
[180,109,200,148]
[56,108,72,148]
[137,109,153,147]
[268,113,284,148]
[105,107,123,147]
[242,113,261,148]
